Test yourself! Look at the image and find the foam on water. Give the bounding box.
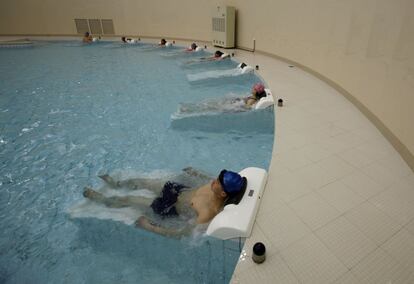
[173,93,249,118]
[187,67,250,82]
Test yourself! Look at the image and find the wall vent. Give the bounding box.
[212,6,235,48]
[101,19,115,35]
[74,19,89,35]
[74,19,115,35]
[88,19,102,35]
[212,18,225,33]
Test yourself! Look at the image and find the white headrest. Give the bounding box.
[165,42,172,47]
[195,46,202,52]
[92,37,98,42]
[255,89,274,110]
[206,167,268,240]
[221,53,229,58]
[241,66,254,74]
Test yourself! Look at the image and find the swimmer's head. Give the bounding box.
[214,50,224,57]
[253,83,265,95]
[218,170,246,195]
[160,38,167,45]
[191,43,197,50]
[84,32,90,37]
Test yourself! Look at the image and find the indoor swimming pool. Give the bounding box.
[0,41,274,283]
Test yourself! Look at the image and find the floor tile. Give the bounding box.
[316,181,365,213]
[316,156,356,180]
[351,248,414,284]
[232,254,299,284]
[332,272,360,284]
[405,219,414,236]
[356,139,394,161]
[256,204,311,250]
[370,183,414,226]
[295,143,333,162]
[340,171,387,199]
[289,192,341,230]
[293,163,338,190]
[337,147,375,169]
[234,224,274,272]
[281,235,348,284]
[361,162,400,189]
[316,216,377,269]
[345,202,402,245]
[262,170,312,204]
[376,153,413,179]
[382,229,414,271]
[274,149,313,170]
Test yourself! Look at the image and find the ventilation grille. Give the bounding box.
[212,17,225,32]
[74,19,89,34]
[101,19,115,35]
[88,19,102,34]
[74,19,115,35]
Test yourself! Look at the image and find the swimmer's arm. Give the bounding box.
[135,216,193,238]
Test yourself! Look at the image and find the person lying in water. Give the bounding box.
[245,83,267,106]
[83,168,247,237]
[202,50,230,61]
[185,50,230,65]
[176,82,268,115]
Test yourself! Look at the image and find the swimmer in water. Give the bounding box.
[184,50,230,65]
[245,83,267,107]
[185,42,198,52]
[83,168,247,237]
[83,32,93,43]
[159,38,167,46]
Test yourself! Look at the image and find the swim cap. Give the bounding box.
[253,83,265,94]
[218,170,245,194]
[191,43,197,50]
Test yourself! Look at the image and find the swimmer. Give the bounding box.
[245,83,267,106]
[184,50,229,65]
[185,42,198,52]
[83,168,247,237]
[83,32,93,43]
[159,38,167,46]
[121,36,127,43]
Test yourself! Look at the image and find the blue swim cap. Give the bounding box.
[218,170,245,194]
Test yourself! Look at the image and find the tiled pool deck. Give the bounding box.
[231,49,414,284]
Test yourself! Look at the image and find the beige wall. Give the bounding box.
[1,0,413,167]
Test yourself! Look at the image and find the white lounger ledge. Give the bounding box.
[206,167,268,240]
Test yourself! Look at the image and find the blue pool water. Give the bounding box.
[0,41,274,283]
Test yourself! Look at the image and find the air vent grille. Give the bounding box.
[74,19,89,34]
[212,17,225,32]
[101,19,115,35]
[74,19,115,35]
[88,19,102,34]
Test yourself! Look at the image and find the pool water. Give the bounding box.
[0,41,274,283]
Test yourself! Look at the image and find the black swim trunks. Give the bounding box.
[150,181,188,217]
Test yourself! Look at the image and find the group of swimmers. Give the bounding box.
[80,36,269,237]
